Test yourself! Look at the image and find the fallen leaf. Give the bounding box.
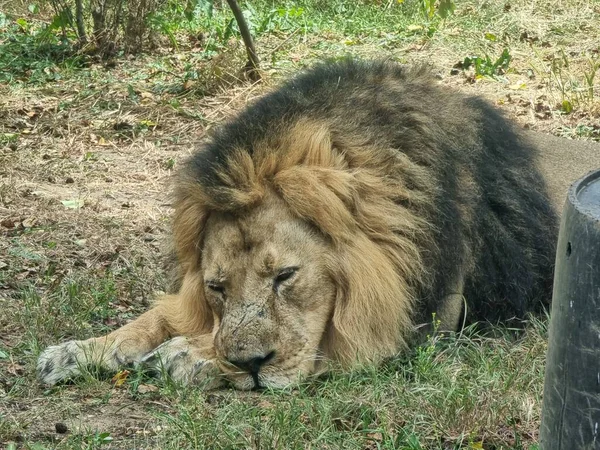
[407,24,423,31]
[111,369,130,387]
[98,136,110,146]
[258,400,274,409]
[61,199,85,209]
[137,383,159,394]
[22,218,37,228]
[367,432,383,442]
[8,362,25,376]
[508,82,527,90]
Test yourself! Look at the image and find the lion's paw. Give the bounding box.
[139,337,224,389]
[37,338,137,385]
[37,340,87,386]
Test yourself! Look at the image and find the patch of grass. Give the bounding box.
[558,124,600,141]
[0,13,87,84]
[459,48,513,79]
[548,50,600,114]
[3,318,546,448]
[1,253,549,448]
[161,322,545,449]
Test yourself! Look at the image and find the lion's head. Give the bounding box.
[169,115,431,389]
[202,192,336,389]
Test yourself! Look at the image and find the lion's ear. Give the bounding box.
[326,233,414,365]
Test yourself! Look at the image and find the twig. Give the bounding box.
[225,0,261,81]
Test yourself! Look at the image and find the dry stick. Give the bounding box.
[225,0,261,81]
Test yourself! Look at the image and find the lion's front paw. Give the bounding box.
[37,340,86,385]
[139,337,224,389]
[37,337,137,385]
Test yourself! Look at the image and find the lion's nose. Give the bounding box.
[228,350,276,374]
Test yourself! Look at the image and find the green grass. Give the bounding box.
[1,274,547,449]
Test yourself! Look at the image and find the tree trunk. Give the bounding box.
[75,0,88,45]
[225,0,260,81]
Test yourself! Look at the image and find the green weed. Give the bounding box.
[460,48,513,79]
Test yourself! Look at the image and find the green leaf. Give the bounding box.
[562,100,573,114]
[127,85,139,102]
[16,18,28,30]
[493,48,512,71]
[184,0,198,21]
[0,349,9,359]
[37,9,71,44]
[438,0,456,19]
[484,32,497,41]
[1,133,18,143]
[422,0,435,18]
[28,3,40,14]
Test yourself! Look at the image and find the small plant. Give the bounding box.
[460,48,512,78]
[88,431,113,447]
[419,0,456,19]
[583,57,600,104]
[0,14,82,84]
[549,50,600,114]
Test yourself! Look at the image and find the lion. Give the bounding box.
[37,59,558,391]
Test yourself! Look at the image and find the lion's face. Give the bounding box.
[201,193,336,390]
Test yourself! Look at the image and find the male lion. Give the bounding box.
[38,59,558,391]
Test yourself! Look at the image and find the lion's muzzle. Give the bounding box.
[226,350,276,388]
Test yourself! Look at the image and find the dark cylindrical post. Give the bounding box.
[540,169,600,449]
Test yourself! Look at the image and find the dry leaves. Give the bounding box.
[111,369,130,388]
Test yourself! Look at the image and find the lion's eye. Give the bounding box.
[274,267,298,291]
[207,282,225,294]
